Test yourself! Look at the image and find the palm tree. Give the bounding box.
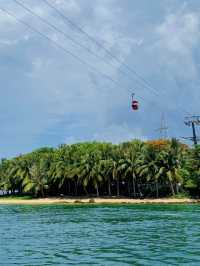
[138,145,159,198]
[100,159,113,196]
[23,157,49,197]
[49,159,71,194]
[90,162,103,197]
[0,139,197,199]
[156,139,183,196]
[0,159,15,194]
[101,146,121,197]
[77,151,103,196]
[8,158,31,194]
[119,140,144,198]
[118,154,138,198]
[183,145,200,192]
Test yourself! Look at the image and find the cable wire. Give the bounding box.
[42,0,191,115]
[0,4,190,116]
[0,5,125,90]
[42,0,165,96]
[13,0,159,97]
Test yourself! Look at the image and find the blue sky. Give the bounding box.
[0,0,200,158]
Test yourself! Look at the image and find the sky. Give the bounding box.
[0,0,200,158]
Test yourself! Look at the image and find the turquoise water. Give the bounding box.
[0,204,200,265]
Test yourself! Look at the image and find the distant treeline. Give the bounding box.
[0,139,200,198]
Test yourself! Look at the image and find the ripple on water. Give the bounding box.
[0,204,200,265]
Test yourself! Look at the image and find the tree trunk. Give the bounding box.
[169,181,175,195]
[19,184,22,194]
[96,184,99,197]
[68,181,71,194]
[132,176,136,198]
[75,181,78,196]
[175,183,179,194]
[65,182,68,195]
[40,186,45,198]
[116,179,120,197]
[128,181,131,197]
[155,181,159,198]
[84,187,88,196]
[108,180,111,196]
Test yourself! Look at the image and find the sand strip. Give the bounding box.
[0,197,199,205]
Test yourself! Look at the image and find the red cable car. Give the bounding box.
[131,93,139,110]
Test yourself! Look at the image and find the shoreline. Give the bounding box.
[0,197,199,205]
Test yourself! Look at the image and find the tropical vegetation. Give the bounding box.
[0,139,199,198]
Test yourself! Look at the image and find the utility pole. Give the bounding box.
[183,116,200,145]
[156,112,168,139]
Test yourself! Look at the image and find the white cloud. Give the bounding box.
[92,123,147,144]
[153,8,200,80]
[157,11,200,55]
[31,57,52,71]
[0,39,18,46]
[54,0,80,14]
[64,123,147,145]
[1,0,200,158]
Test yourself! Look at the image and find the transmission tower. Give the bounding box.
[183,116,200,145]
[156,113,168,139]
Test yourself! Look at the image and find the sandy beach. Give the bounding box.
[0,197,199,205]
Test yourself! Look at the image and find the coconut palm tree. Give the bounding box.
[49,159,71,194]
[119,140,144,197]
[100,146,121,197]
[77,151,103,196]
[184,145,200,191]
[100,159,113,196]
[1,139,199,199]
[8,157,31,194]
[22,156,49,197]
[156,139,183,196]
[138,145,160,198]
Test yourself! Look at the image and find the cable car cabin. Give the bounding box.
[132,100,139,110]
[131,93,139,110]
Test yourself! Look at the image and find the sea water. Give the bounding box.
[0,204,200,265]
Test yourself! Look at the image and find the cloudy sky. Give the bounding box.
[0,0,200,158]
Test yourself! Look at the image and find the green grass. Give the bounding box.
[0,195,34,200]
[170,192,191,199]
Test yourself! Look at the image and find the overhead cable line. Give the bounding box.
[42,0,163,97]
[0,6,126,91]
[13,0,158,96]
[0,4,188,115]
[42,0,191,115]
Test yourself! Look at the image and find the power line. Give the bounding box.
[43,0,161,97]
[13,0,151,95]
[0,6,125,90]
[183,116,200,145]
[0,4,190,116]
[42,0,191,116]
[0,4,151,112]
[0,3,196,145]
[13,0,165,99]
[12,0,158,103]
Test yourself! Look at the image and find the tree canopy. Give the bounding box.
[0,139,199,198]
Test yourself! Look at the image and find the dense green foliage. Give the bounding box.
[0,139,200,198]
